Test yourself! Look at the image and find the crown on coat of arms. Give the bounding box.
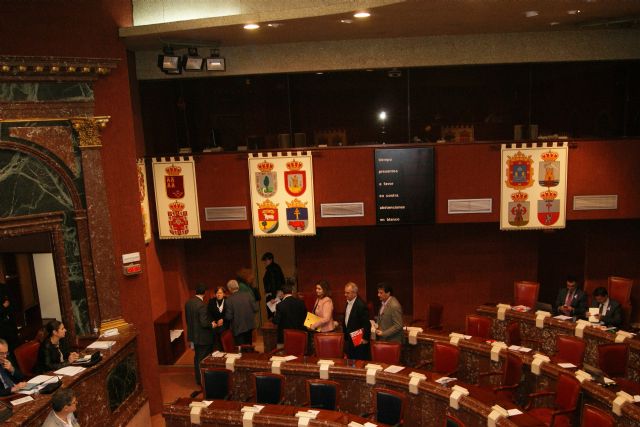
[540,151,559,162]
[286,159,303,171]
[510,191,529,202]
[169,201,185,212]
[286,198,307,208]
[257,160,274,172]
[540,190,558,201]
[257,199,278,209]
[508,151,532,163]
[165,164,182,176]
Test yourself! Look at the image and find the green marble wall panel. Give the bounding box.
[0,82,93,102]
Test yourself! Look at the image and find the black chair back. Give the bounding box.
[203,369,231,400]
[375,389,404,425]
[309,381,338,410]
[255,373,284,404]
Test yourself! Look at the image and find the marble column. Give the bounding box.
[72,118,125,329]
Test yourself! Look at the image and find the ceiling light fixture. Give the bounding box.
[267,23,282,28]
[244,23,260,30]
[157,46,181,74]
[353,11,370,18]
[524,11,539,18]
[567,9,581,15]
[183,47,204,71]
[340,19,352,24]
[206,49,226,71]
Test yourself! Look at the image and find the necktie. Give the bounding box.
[564,290,574,306]
[599,303,604,316]
[0,369,14,389]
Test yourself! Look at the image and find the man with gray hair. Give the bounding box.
[343,282,371,360]
[0,338,26,396]
[225,279,258,345]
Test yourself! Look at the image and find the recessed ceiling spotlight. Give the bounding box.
[316,72,324,75]
[567,9,581,15]
[340,19,352,24]
[353,11,370,18]
[267,23,282,28]
[524,11,539,18]
[244,23,260,30]
[549,21,560,26]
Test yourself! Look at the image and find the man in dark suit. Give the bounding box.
[225,279,259,345]
[343,282,370,360]
[0,338,26,396]
[262,252,285,319]
[185,284,214,388]
[591,287,623,328]
[554,275,588,318]
[272,278,307,344]
[374,283,404,343]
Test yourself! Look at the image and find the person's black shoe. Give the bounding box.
[190,389,201,398]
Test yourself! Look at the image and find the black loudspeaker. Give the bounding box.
[40,378,62,394]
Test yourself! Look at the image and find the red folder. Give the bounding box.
[350,328,364,346]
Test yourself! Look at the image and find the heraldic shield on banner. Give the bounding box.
[285,159,306,196]
[538,190,560,226]
[505,151,534,190]
[286,198,308,232]
[168,200,189,235]
[257,199,279,233]
[538,151,560,187]
[165,164,185,199]
[255,160,277,197]
[508,192,530,226]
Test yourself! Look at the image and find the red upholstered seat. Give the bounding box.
[598,343,629,378]
[478,352,523,401]
[514,280,540,309]
[465,315,492,339]
[14,341,40,378]
[581,404,615,427]
[432,342,459,377]
[445,414,466,427]
[608,276,633,327]
[505,322,541,350]
[410,302,444,330]
[314,332,344,359]
[271,329,307,357]
[526,373,581,427]
[220,329,254,353]
[371,341,401,365]
[551,335,585,368]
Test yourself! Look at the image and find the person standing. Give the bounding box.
[310,280,335,332]
[207,286,228,351]
[272,278,307,345]
[185,284,214,388]
[554,275,588,318]
[262,252,285,318]
[225,280,258,345]
[237,268,261,302]
[343,282,370,360]
[374,283,404,343]
[42,388,80,427]
[0,338,26,396]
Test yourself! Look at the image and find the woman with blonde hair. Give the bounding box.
[310,280,335,332]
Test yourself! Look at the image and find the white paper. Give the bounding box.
[508,345,521,351]
[558,362,577,368]
[554,315,573,320]
[384,365,405,373]
[27,375,56,385]
[267,298,280,313]
[87,340,116,349]
[283,355,298,361]
[202,400,213,407]
[604,377,616,385]
[212,351,226,357]
[363,423,377,427]
[54,366,86,376]
[102,328,119,337]
[507,409,523,416]
[589,307,599,315]
[634,395,640,403]
[463,335,472,339]
[435,377,457,385]
[10,396,34,406]
[75,354,91,363]
[518,347,532,353]
[170,329,183,342]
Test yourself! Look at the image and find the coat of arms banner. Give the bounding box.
[500,142,568,230]
[151,156,201,239]
[248,152,316,237]
[137,159,152,243]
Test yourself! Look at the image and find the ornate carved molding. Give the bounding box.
[0,55,118,82]
[71,116,110,148]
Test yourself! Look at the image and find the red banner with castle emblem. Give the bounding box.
[151,157,201,239]
[501,143,568,230]
[248,152,315,237]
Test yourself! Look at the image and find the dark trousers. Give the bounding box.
[234,330,253,346]
[345,336,370,361]
[194,343,213,385]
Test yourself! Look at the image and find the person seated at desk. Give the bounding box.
[0,338,26,396]
[42,388,80,427]
[591,287,623,328]
[554,275,588,318]
[37,320,79,373]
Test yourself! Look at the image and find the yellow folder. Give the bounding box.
[304,312,322,330]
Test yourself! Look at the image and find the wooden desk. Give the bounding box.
[164,398,387,426]
[202,352,540,427]
[5,325,146,426]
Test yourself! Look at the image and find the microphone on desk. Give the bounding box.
[39,375,63,394]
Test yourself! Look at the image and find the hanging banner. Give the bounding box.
[151,156,201,239]
[136,158,152,243]
[248,152,316,237]
[500,142,568,230]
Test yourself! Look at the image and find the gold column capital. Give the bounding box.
[71,116,110,148]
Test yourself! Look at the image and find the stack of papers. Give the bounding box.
[241,405,264,413]
[18,375,58,395]
[383,365,405,373]
[508,345,532,353]
[554,315,573,321]
[507,409,523,416]
[54,366,86,376]
[87,340,116,350]
[211,351,226,357]
[557,362,577,369]
[435,377,457,385]
[10,396,34,406]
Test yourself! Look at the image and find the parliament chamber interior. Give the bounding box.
[1,1,640,426]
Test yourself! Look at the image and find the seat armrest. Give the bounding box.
[549,407,576,426]
[525,391,555,410]
[415,359,432,370]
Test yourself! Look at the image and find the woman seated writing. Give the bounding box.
[37,320,79,373]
